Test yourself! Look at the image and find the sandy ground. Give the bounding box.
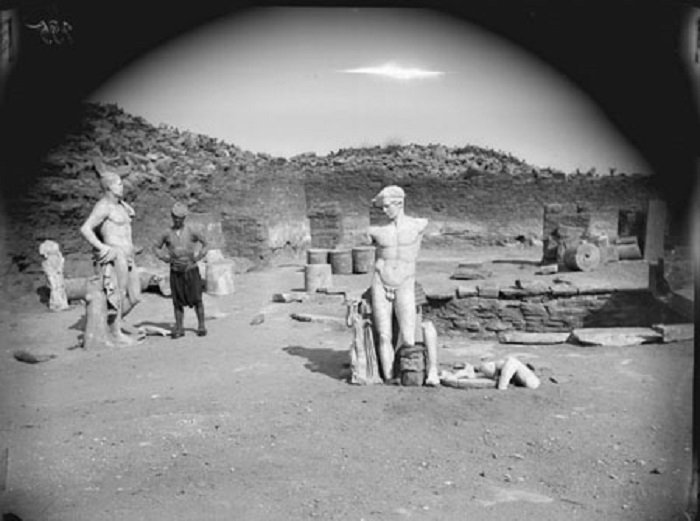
[0,246,694,520]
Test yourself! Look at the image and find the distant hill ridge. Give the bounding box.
[44,102,580,181]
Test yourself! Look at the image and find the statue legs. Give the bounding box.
[371,276,417,381]
[371,282,395,381]
[421,321,440,386]
[100,251,142,346]
[112,250,141,317]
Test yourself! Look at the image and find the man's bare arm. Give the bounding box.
[193,230,208,262]
[153,234,171,263]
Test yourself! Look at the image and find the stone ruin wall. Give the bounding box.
[304,169,659,248]
[3,161,659,285]
[0,103,670,285]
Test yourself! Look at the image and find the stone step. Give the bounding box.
[499,331,571,345]
[570,327,662,347]
[651,323,694,343]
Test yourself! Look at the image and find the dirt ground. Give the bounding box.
[0,246,694,521]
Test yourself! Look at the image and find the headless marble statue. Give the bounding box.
[39,240,69,311]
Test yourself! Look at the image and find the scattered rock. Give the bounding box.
[515,279,550,294]
[456,286,478,298]
[13,350,57,364]
[535,264,558,275]
[457,261,484,269]
[290,313,345,325]
[272,292,308,303]
[450,268,492,280]
[249,314,265,325]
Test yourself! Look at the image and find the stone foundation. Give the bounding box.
[425,285,686,337]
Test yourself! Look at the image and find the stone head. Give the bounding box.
[372,185,405,220]
[100,172,123,198]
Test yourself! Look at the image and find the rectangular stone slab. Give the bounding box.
[570,327,662,346]
[440,377,497,390]
[456,286,478,298]
[651,323,694,343]
[499,331,571,345]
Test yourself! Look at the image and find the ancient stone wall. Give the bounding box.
[305,169,657,247]
[0,103,668,282]
[424,288,686,337]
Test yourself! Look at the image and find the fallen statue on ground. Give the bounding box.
[439,357,541,390]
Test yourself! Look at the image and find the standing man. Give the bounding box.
[80,171,141,345]
[155,202,208,338]
[367,185,438,385]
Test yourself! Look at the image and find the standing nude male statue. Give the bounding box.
[367,185,439,385]
[80,171,141,344]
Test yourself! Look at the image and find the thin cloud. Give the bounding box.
[339,62,445,80]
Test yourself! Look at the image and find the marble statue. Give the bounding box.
[367,185,439,385]
[39,239,69,311]
[80,171,141,346]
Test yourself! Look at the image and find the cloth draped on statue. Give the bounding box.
[98,251,138,312]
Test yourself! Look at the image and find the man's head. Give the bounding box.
[100,172,123,198]
[372,185,405,220]
[171,202,188,228]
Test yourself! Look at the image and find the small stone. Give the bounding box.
[272,292,307,303]
[478,285,500,299]
[451,267,492,280]
[484,320,510,332]
[456,286,478,298]
[535,264,558,275]
[499,287,528,299]
[250,313,265,325]
[515,279,549,294]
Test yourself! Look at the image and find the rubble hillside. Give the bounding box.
[3,102,564,280]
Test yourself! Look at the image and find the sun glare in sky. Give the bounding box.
[90,7,651,175]
[340,62,446,80]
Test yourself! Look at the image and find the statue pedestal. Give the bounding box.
[206,260,235,295]
[305,264,332,293]
[82,276,113,350]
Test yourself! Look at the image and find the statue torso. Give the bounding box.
[369,216,427,287]
[98,199,134,257]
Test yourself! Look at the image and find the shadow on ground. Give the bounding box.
[69,315,86,331]
[283,345,349,381]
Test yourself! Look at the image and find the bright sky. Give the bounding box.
[90,7,651,175]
